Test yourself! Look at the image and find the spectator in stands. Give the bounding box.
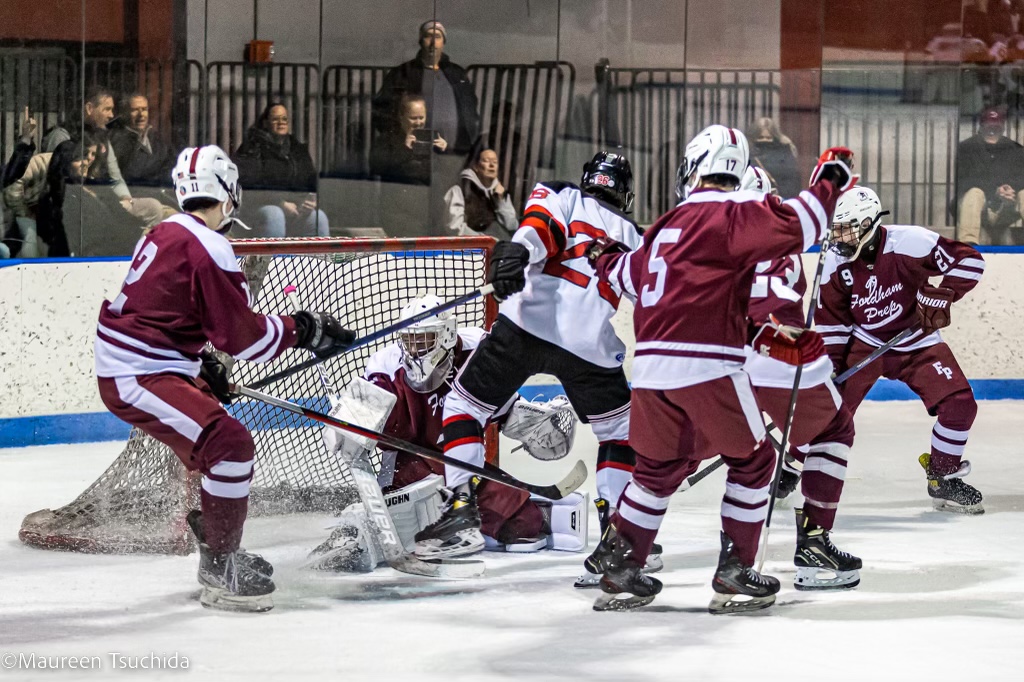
[108,93,174,186]
[42,86,167,233]
[443,146,516,238]
[372,20,480,155]
[371,94,448,185]
[957,107,1024,245]
[3,136,101,257]
[747,117,801,199]
[234,101,328,238]
[1,108,37,258]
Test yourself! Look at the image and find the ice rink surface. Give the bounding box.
[1,401,1022,682]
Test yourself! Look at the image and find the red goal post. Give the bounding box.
[19,236,498,555]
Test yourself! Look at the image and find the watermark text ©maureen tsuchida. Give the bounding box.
[1,652,190,670]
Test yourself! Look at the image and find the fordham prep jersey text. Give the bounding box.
[95,213,297,378]
[365,328,485,478]
[501,182,644,368]
[596,183,840,389]
[818,224,984,357]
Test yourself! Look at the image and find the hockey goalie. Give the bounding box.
[306,294,587,572]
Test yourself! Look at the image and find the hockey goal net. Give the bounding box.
[19,236,496,555]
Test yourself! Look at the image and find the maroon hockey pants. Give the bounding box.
[839,340,977,475]
[98,373,255,553]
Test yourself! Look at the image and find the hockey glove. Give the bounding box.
[584,236,629,269]
[199,350,234,405]
[293,311,357,359]
[810,147,859,192]
[752,320,825,366]
[916,285,954,334]
[488,241,530,301]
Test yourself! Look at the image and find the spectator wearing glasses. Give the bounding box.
[233,101,328,238]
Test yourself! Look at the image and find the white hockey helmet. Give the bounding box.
[831,186,887,259]
[739,165,775,196]
[397,294,458,392]
[676,124,749,200]
[172,145,247,231]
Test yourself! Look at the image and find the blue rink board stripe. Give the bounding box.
[2,379,1023,449]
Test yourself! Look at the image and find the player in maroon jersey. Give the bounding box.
[588,126,855,613]
[94,145,355,612]
[306,295,586,572]
[817,186,985,514]
[740,167,861,591]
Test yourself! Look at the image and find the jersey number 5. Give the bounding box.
[108,240,158,315]
[640,228,681,307]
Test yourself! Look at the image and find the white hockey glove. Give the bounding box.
[501,395,578,461]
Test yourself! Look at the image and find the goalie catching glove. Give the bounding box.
[293,311,356,359]
[501,395,578,461]
[752,319,826,366]
[916,285,954,334]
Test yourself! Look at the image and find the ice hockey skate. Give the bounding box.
[793,508,861,590]
[592,529,663,611]
[413,480,485,558]
[187,511,275,613]
[919,454,984,514]
[574,498,663,588]
[709,531,780,615]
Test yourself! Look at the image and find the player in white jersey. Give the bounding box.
[414,152,651,568]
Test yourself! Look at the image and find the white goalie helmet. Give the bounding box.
[397,294,458,392]
[172,145,248,231]
[831,186,887,259]
[739,165,775,196]
[676,124,750,201]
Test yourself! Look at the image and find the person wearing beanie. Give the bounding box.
[956,107,1024,245]
[371,18,480,156]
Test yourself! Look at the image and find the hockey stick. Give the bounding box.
[251,285,495,391]
[284,286,484,579]
[233,384,588,500]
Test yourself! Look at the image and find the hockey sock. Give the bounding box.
[929,390,977,475]
[721,440,775,565]
[800,442,850,530]
[200,488,249,553]
[613,481,671,563]
[596,440,635,508]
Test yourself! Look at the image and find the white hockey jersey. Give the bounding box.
[502,182,645,368]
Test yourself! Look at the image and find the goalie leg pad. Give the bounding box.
[384,474,445,551]
[544,491,589,552]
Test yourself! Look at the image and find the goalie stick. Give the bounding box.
[233,383,588,500]
[252,285,495,391]
[283,285,484,579]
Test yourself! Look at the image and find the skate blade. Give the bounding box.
[593,591,656,612]
[931,499,985,515]
[199,587,274,613]
[794,567,860,591]
[708,591,776,615]
[574,570,602,589]
[413,531,485,559]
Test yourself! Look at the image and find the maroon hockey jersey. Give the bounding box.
[748,254,806,329]
[95,213,297,378]
[817,224,984,358]
[596,183,841,389]
[365,329,486,481]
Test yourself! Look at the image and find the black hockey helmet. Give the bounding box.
[581,151,634,213]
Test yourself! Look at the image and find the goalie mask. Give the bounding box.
[676,124,749,201]
[397,295,458,393]
[172,145,250,233]
[830,186,888,260]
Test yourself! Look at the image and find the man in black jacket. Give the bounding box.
[372,20,480,155]
[957,108,1024,245]
[109,93,174,186]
